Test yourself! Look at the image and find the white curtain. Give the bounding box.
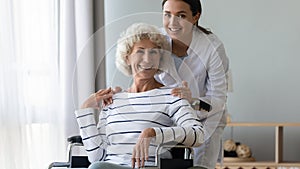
[60,0,99,136]
[0,0,104,168]
[0,0,65,169]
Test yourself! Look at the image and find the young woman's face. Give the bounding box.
[126,39,161,79]
[163,0,198,42]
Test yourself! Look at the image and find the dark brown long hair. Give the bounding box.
[162,0,212,34]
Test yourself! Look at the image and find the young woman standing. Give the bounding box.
[158,0,230,168]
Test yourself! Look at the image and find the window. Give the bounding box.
[0,0,65,169]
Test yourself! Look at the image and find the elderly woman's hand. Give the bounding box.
[171,81,192,103]
[102,86,122,107]
[80,87,122,109]
[80,88,112,109]
[132,128,156,169]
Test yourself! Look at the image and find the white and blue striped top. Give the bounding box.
[75,87,204,167]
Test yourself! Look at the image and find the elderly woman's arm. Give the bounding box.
[75,88,114,163]
[152,98,204,147]
[132,98,204,168]
[75,108,108,163]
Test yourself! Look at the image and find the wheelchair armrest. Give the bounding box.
[48,135,89,169]
[67,135,83,144]
[48,162,70,169]
[155,143,193,169]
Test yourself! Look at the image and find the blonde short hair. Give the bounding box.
[115,23,171,76]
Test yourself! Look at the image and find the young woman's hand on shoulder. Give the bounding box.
[171,81,192,103]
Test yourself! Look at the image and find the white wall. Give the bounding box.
[200,0,300,161]
[104,0,300,161]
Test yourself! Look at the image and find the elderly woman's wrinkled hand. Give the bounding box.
[132,128,156,169]
[171,81,192,103]
[102,86,122,107]
[81,88,113,109]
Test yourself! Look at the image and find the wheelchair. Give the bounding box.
[48,135,194,169]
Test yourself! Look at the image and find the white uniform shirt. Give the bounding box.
[157,27,229,137]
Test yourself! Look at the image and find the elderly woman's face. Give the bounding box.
[126,39,161,79]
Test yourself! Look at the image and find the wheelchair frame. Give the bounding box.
[48,136,194,169]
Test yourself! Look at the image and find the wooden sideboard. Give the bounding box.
[216,122,300,169]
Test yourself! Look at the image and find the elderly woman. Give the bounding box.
[75,23,204,169]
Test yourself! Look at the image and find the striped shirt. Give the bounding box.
[75,87,204,167]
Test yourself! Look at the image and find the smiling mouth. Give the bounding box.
[138,65,155,70]
[169,27,182,32]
